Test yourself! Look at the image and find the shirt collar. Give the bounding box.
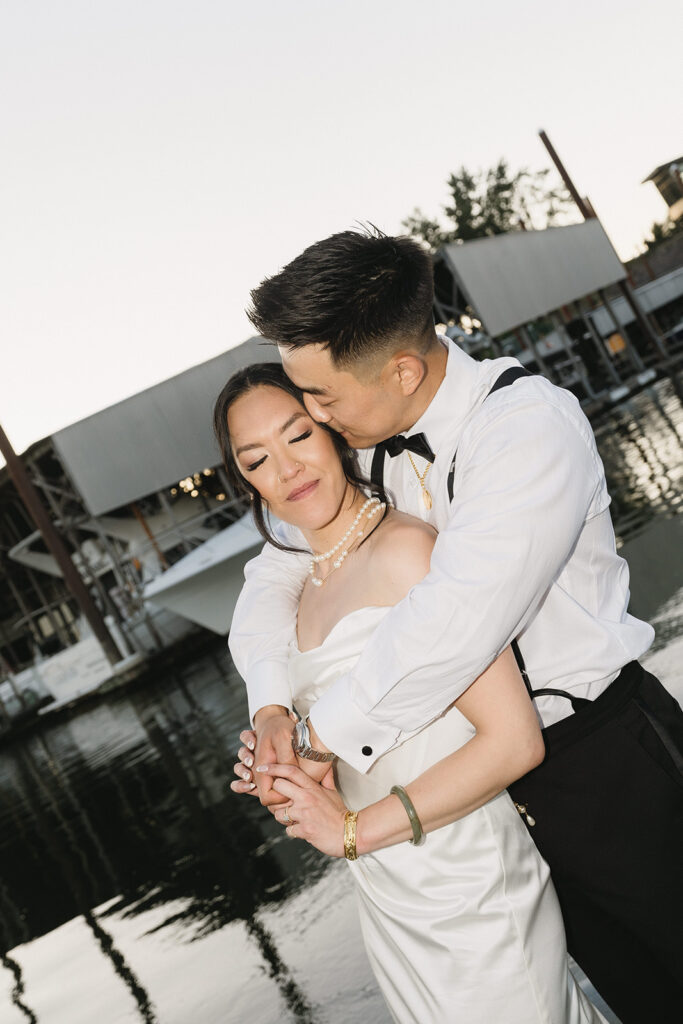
[408,336,491,454]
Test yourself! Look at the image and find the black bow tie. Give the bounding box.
[381,432,435,463]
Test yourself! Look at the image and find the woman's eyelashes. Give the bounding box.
[244,430,311,472]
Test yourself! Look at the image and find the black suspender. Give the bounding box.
[446,366,532,503]
[370,364,587,714]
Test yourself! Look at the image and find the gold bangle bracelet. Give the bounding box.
[344,810,359,860]
[390,785,425,846]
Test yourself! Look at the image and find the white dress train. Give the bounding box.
[289,607,606,1024]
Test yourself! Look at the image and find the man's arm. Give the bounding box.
[229,525,310,803]
[309,397,604,773]
[229,526,309,720]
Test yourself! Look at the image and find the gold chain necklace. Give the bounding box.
[406,452,433,510]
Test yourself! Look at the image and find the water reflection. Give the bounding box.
[0,378,681,1023]
[0,641,328,1021]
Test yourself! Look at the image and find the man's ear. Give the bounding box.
[394,353,427,397]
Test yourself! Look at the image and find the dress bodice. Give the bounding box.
[289,606,476,810]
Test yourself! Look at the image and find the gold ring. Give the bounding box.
[283,808,290,823]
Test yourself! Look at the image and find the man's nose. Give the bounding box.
[303,392,330,423]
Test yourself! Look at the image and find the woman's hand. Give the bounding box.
[231,729,259,795]
[261,763,349,858]
[233,721,335,795]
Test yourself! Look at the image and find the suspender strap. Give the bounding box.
[486,365,534,396]
[512,638,591,712]
[447,366,533,503]
[511,639,534,700]
[370,443,388,494]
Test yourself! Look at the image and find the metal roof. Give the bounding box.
[440,220,626,338]
[52,337,279,515]
[642,157,683,184]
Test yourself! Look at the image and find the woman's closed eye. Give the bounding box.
[244,430,312,471]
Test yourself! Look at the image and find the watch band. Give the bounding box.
[291,718,336,762]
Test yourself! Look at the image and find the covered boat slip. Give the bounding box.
[0,338,277,711]
[51,337,277,518]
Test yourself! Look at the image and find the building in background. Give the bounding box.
[643,156,683,223]
[0,338,277,719]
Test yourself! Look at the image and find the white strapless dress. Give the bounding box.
[289,607,606,1024]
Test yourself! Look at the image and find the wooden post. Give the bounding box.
[0,424,121,665]
[538,129,668,360]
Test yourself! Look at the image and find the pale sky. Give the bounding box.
[1,0,680,456]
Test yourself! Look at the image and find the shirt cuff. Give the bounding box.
[246,667,293,726]
[309,673,403,774]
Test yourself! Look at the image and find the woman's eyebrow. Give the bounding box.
[235,412,309,456]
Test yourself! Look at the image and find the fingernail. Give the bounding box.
[247,782,256,790]
[245,757,253,768]
[241,770,251,781]
[255,765,269,773]
[247,741,255,750]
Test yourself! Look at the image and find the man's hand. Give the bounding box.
[233,723,337,796]
[252,706,296,807]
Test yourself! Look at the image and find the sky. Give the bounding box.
[1,0,680,456]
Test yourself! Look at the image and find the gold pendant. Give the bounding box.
[422,488,433,510]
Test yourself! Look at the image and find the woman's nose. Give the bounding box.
[303,392,330,423]
[277,458,304,483]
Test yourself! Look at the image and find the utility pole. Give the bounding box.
[538,129,667,359]
[0,423,121,665]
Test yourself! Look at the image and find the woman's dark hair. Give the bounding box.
[247,226,434,367]
[213,362,387,553]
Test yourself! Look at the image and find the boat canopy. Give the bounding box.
[52,337,278,516]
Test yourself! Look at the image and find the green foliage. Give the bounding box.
[402,159,574,251]
[644,216,683,250]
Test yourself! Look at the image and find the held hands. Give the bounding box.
[247,708,296,807]
[232,710,336,805]
[232,725,336,795]
[261,763,348,858]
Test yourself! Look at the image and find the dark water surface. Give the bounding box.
[1,380,681,1024]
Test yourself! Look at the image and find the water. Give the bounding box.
[1,379,681,1024]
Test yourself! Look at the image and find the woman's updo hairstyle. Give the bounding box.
[213,361,386,553]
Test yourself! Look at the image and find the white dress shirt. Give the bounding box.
[229,339,654,774]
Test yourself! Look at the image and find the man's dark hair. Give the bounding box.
[247,227,435,366]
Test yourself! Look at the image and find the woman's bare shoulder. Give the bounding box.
[367,509,437,600]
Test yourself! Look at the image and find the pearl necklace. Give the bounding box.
[308,496,385,587]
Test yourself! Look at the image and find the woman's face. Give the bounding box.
[228,385,349,533]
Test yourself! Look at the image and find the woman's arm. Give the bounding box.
[259,645,544,857]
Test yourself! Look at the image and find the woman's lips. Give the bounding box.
[287,480,319,501]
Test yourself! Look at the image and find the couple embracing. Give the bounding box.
[215,229,683,1023]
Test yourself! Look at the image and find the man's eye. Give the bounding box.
[245,456,266,472]
[291,430,312,443]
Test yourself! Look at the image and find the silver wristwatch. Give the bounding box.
[291,718,336,762]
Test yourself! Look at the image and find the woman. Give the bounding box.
[215,363,604,1024]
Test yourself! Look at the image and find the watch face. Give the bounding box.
[293,720,309,753]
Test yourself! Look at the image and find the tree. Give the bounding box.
[402,159,574,251]
[644,216,683,251]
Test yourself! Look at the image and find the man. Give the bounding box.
[229,227,683,1022]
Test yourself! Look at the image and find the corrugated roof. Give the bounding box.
[642,157,683,184]
[52,337,279,515]
[440,220,625,338]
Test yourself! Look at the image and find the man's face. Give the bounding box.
[278,343,406,449]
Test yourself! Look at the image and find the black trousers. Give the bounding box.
[508,662,683,1024]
